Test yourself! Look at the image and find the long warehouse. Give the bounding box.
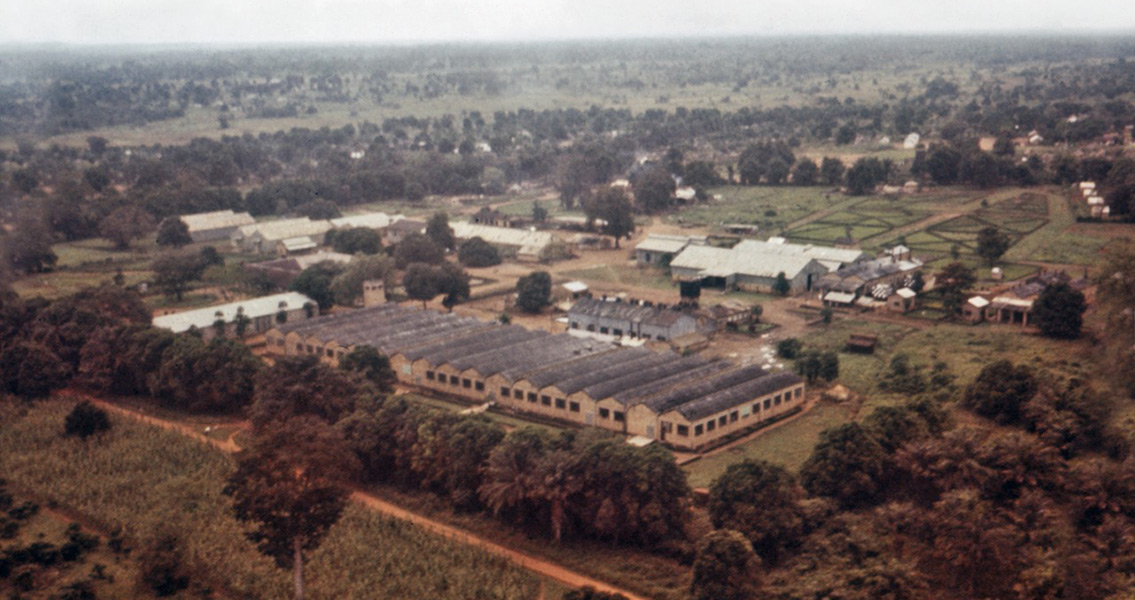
[266,304,804,450]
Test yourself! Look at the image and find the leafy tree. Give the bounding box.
[820,157,845,186]
[294,199,340,219]
[290,261,346,311]
[4,215,58,273]
[633,167,676,213]
[835,123,857,145]
[248,355,371,430]
[584,187,635,248]
[819,351,839,382]
[326,228,383,255]
[0,342,72,398]
[516,271,552,313]
[425,211,456,251]
[1032,282,1086,339]
[846,157,890,195]
[155,218,192,248]
[690,530,762,600]
[480,426,550,527]
[1105,184,1135,219]
[99,205,156,249]
[532,202,548,223]
[923,145,963,185]
[151,252,208,301]
[993,132,1016,156]
[338,345,396,393]
[225,417,358,600]
[403,263,441,308]
[792,159,819,186]
[137,530,190,596]
[776,338,802,359]
[959,152,1002,188]
[799,423,887,508]
[393,232,445,269]
[63,401,111,440]
[708,460,804,564]
[975,226,1010,265]
[153,337,261,413]
[964,360,1037,424]
[772,272,790,296]
[935,262,976,314]
[457,237,501,267]
[683,161,721,187]
[437,262,471,310]
[738,141,795,185]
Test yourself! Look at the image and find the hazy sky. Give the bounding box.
[2,0,1133,45]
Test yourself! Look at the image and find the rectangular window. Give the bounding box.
[501,387,510,397]
[515,389,524,400]
[796,388,803,399]
[555,398,566,409]
[570,322,578,329]
[600,326,609,334]
[677,424,689,436]
[719,415,728,427]
[614,411,625,422]
[449,375,459,385]
[296,344,303,352]
[707,420,716,432]
[541,396,551,406]
[774,395,782,406]
[462,378,471,389]
[764,399,771,410]
[662,422,673,433]
[326,349,334,357]
[426,371,435,381]
[306,345,314,353]
[612,328,623,336]
[753,403,761,413]
[730,411,739,423]
[656,336,667,342]
[569,401,580,413]
[276,339,284,347]
[695,424,704,436]
[599,408,610,419]
[527,392,537,403]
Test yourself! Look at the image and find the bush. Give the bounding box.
[776,338,802,359]
[138,531,190,596]
[64,402,111,440]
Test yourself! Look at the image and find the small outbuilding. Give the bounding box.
[964,296,990,323]
[887,288,917,313]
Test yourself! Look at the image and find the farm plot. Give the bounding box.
[670,186,856,233]
[786,198,930,245]
[885,193,1049,259]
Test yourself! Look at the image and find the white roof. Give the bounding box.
[291,252,353,269]
[330,212,404,230]
[562,281,589,293]
[180,210,255,232]
[1080,181,1097,190]
[152,292,314,333]
[823,291,857,304]
[1088,196,1106,205]
[903,133,921,148]
[675,186,697,201]
[671,244,821,280]
[636,234,697,254]
[967,296,991,308]
[734,239,869,266]
[238,218,332,242]
[280,236,317,252]
[895,288,917,299]
[992,296,1034,309]
[451,222,553,250]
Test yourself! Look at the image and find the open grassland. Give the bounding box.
[401,393,568,434]
[559,262,676,291]
[787,196,931,245]
[0,398,539,600]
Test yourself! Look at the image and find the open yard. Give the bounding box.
[668,186,859,234]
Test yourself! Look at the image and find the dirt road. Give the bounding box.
[80,395,648,600]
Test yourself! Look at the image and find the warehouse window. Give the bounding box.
[426,371,435,381]
[707,420,716,432]
[462,378,471,389]
[555,398,566,409]
[599,408,610,419]
[515,389,524,400]
[695,424,704,436]
[730,411,739,423]
[569,401,580,413]
[614,411,625,422]
[501,387,510,397]
[719,415,728,427]
[449,375,459,385]
[527,392,537,403]
[764,399,771,410]
[796,388,803,399]
[541,395,552,406]
[677,425,689,436]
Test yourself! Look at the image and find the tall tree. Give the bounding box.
[156,217,192,248]
[964,360,1037,425]
[338,345,396,394]
[403,262,441,308]
[457,237,501,267]
[799,423,888,508]
[290,261,346,311]
[820,157,845,186]
[975,226,1011,265]
[1031,282,1087,339]
[631,167,675,213]
[248,355,371,430]
[585,187,634,248]
[393,232,445,269]
[690,530,762,600]
[152,252,208,301]
[516,271,552,313]
[425,211,456,251]
[708,460,804,565]
[99,205,156,250]
[225,417,358,600]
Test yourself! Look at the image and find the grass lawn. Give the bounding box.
[399,393,568,434]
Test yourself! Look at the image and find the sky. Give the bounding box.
[1,0,1133,45]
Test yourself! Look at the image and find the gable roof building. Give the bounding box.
[180,210,257,243]
[634,234,708,266]
[451,221,563,262]
[231,218,333,254]
[330,212,405,230]
[153,291,315,341]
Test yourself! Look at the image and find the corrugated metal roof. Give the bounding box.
[180,210,255,232]
[153,292,314,333]
[237,218,332,242]
[451,222,553,250]
[671,244,821,280]
[280,236,317,251]
[734,239,869,265]
[672,371,804,421]
[635,234,697,254]
[330,212,404,229]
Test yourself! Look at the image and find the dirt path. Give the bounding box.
[79,395,648,600]
[859,211,962,246]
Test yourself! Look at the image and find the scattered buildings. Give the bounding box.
[153,291,316,341]
[180,210,256,243]
[818,246,923,303]
[243,252,353,288]
[266,304,804,450]
[986,270,1089,326]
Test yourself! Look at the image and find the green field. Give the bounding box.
[669,186,859,234]
[0,398,540,600]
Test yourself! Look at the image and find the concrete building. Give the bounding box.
[180,210,256,243]
[451,221,568,262]
[153,291,315,341]
[670,239,869,295]
[265,304,803,451]
[243,251,353,288]
[567,297,715,342]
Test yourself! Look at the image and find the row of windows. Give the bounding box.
[424,371,485,391]
[500,387,581,413]
[293,342,345,359]
[567,322,666,342]
[681,387,803,437]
